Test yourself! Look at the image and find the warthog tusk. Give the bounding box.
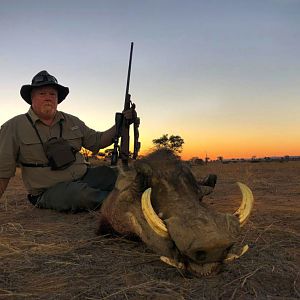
[141,188,169,238]
[160,256,185,269]
[224,244,249,262]
[234,182,254,227]
[161,257,220,276]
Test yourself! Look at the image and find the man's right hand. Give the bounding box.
[122,106,137,125]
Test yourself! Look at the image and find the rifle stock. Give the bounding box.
[133,117,140,159]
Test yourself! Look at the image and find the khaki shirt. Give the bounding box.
[0,108,104,195]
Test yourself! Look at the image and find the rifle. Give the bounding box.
[111,42,140,168]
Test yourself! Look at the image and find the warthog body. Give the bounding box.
[98,149,253,276]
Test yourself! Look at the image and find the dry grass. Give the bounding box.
[0,162,299,299]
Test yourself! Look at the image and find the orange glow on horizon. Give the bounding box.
[138,135,300,161]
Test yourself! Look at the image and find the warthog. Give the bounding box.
[98,149,254,276]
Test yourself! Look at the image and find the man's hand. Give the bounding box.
[122,106,137,125]
[0,178,9,199]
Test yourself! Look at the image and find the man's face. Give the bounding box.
[31,86,58,120]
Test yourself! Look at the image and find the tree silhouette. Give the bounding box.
[152,134,184,153]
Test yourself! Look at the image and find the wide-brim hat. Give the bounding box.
[20,70,69,104]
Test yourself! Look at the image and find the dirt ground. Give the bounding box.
[0,161,299,299]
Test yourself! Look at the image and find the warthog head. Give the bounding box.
[98,149,254,276]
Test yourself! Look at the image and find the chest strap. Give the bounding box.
[21,162,49,167]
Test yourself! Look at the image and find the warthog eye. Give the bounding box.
[195,250,207,261]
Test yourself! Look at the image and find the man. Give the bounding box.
[0,70,135,212]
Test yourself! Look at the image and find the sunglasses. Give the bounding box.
[33,74,58,84]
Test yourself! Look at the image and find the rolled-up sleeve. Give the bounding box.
[0,121,18,178]
[81,124,103,153]
[64,114,115,153]
[81,123,115,153]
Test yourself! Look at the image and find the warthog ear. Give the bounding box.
[132,161,154,192]
[134,161,153,177]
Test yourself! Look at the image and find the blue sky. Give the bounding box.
[0,0,299,159]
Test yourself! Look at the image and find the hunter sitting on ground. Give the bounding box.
[0,70,135,212]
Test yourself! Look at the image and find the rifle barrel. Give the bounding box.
[124,42,134,109]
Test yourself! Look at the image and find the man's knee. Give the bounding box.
[82,166,117,190]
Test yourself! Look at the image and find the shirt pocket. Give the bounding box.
[20,136,47,164]
[63,130,83,151]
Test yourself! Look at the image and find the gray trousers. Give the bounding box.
[35,166,117,212]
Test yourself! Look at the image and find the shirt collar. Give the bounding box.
[27,107,64,125]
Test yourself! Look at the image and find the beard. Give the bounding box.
[36,103,57,121]
[42,104,55,114]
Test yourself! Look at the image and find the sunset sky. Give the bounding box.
[0,0,299,160]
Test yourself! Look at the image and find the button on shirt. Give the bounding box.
[0,108,104,195]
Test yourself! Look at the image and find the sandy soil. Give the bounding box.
[0,161,299,299]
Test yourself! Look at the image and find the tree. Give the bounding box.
[152,134,169,148]
[80,147,91,161]
[152,134,184,153]
[205,153,210,164]
[103,148,133,160]
[104,148,114,159]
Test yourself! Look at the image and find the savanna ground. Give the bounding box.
[0,160,299,299]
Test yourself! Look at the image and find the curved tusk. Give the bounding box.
[160,256,185,269]
[234,182,254,227]
[224,244,249,262]
[141,188,169,238]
